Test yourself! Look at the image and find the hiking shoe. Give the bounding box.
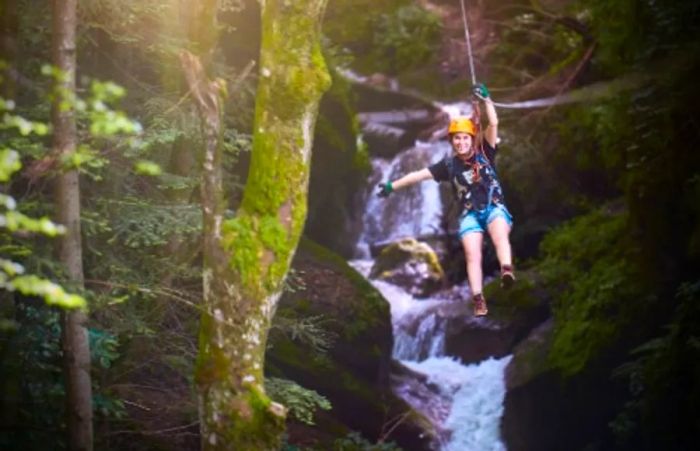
[501,264,515,289]
[473,293,488,317]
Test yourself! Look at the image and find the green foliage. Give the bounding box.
[537,207,649,375]
[323,0,432,75]
[0,304,65,449]
[8,274,85,309]
[102,197,201,249]
[270,308,337,356]
[0,96,85,309]
[0,304,127,448]
[265,377,331,425]
[372,5,442,74]
[133,159,162,176]
[89,328,120,369]
[333,432,402,451]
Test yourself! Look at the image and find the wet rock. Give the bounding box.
[505,319,554,390]
[361,121,411,158]
[390,360,447,448]
[266,239,432,450]
[369,238,446,298]
[358,109,439,159]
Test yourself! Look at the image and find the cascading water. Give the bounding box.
[355,141,448,258]
[350,103,511,450]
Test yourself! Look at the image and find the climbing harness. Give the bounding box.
[445,144,502,212]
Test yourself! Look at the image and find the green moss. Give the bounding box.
[219,384,284,450]
[317,115,350,153]
[300,238,389,340]
[535,207,652,376]
[483,272,540,322]
[370,238,445,283]
[270,336,380,410]
[194,316,226,387]
[351,136,371,172]
[222,215,263,291]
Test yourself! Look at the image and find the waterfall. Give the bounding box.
[402,356,512,451]
[355,141,448,258]
[349,102,511,450]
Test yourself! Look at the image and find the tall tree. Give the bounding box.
[0,0,18,99]
[181,0,331,448]
[51,0,92,449]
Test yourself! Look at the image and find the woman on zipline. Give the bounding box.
[377,84,514,316]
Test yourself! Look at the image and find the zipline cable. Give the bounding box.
[458,0,608,109]
[459,0,477,86]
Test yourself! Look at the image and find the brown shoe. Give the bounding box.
[473,293,488,316]
[501,264,515,289]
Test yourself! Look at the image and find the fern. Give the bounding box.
[265,377,331,425]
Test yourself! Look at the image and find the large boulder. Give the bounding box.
[501,320,628,451]
[305,70,370,258]
[266,238,433,450]
[369,238,446,298]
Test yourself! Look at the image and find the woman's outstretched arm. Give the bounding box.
[378,168,434,197]
[392,168,434,189]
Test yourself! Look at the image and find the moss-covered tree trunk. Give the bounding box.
[182,1,330,449]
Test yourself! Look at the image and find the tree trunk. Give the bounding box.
[51,1,93,450]
[181,0,330,448]
[0,0,18,99]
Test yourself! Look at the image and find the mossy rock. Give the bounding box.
[369,238,446,298]
[266,238,431,450]
[305,68,368,258]
[505,319,555,390]
[482,272,545,323]
[443,271,550,364]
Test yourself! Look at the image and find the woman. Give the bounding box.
[376,84,514,316]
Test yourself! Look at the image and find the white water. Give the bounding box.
[355,142,448,258]
[350,102,511,450]
[353,259,511,450]
[403,356,511,451]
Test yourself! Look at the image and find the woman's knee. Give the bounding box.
[488,217,511,242]
[462,234,483,263]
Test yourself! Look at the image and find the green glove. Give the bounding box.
[377,182,393,198]
[472,82,490,99]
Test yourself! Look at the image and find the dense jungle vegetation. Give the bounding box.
[0,0,698,450]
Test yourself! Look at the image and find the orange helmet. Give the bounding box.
[448,116,476,136]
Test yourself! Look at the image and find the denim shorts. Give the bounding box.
[458,203,513,237]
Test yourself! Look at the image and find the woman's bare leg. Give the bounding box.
[487,217,512,268]
[461,232,484,295]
